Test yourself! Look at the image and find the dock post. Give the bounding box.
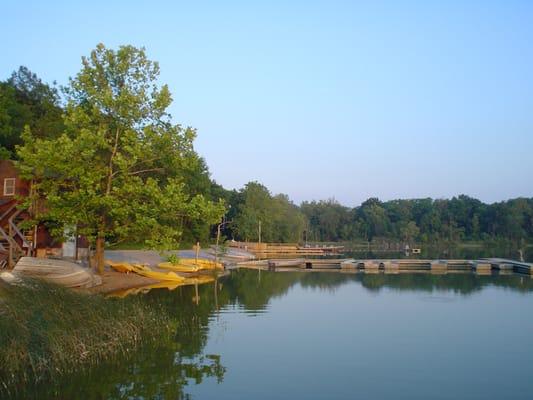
[473,261,492,274]
[340,260,357,270]
[362,261,379,271]
[430,260,448,272]
[381,261,399,270]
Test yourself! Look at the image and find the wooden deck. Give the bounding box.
[228,241,344,256]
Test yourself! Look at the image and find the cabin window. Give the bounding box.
[3,178,15,196]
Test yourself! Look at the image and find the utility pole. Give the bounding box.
[195,241,200,264]
[215,213,231,266]
[258,220,262,244]
[215,223,221,265]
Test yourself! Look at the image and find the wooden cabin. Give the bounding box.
[0,159,87,267]
[0,159,29,201]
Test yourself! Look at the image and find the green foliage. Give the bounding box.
[301,195,533,244]
[300,199,352,241]
[231,182,306,242]
[165,253,180,264]
[0,67,64,157]
[222,183,533,245]
[17,44,225,256]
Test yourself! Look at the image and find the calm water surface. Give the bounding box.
[19,270,533,399]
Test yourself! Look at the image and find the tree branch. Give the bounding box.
[106,127,121,195]
[128,168,164,176]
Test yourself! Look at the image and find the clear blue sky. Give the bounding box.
[2,0,532,206]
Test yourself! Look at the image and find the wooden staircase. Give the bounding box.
[0,200,35,268]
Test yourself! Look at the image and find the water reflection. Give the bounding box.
[109,275,216,298]
[346,270,533,295]
[13,269,533,399]
[344,242,533,262]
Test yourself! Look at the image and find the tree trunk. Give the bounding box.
[95,233,105,275]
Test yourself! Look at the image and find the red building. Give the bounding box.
[0,159,63,267]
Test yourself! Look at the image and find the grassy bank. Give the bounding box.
[0,279,170,394]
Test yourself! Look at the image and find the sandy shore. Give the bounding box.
[84,269,158,295]
[81,248,250,295]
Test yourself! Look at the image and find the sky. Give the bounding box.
[1,0,532,207]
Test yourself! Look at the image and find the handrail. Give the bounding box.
[0,201,18,224]
[8,209,33,252]
[0,225,22,254]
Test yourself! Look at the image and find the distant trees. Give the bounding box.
[300,199,352,241]
[299,195,533,244]
[230,182,306,243]
[223,190,533,245]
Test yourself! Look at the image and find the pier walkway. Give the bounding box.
[237,258,533,275]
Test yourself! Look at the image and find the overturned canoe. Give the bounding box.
[14,257,101,288]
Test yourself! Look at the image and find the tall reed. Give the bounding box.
[0,279,170,394]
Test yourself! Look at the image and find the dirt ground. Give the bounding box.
[83,269,158,294]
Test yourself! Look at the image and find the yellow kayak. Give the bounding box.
[131,265,186,282]
[158,262,200,273]
[180,258,224,270]
[106,260,136,273]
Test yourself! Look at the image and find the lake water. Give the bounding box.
[18,269,533,399]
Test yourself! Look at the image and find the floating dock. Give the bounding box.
[237,257,533,275]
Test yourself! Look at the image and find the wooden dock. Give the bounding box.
[237,257,533,275]
[228,241,344,257]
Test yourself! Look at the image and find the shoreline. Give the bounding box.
[83,269,159,295]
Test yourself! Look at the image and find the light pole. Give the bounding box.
[215,217,231,266]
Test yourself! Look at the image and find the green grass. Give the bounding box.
[0,279,171,394]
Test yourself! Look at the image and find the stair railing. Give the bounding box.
[0,202,24,255]
[8,208,34,254]
[0,201,18,224]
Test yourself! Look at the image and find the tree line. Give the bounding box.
[1,46,532,263]
[217,189,533,245]
[299,196,533,244]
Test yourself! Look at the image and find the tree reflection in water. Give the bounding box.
[14,268,533,399]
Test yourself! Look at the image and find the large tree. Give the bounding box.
[17,44,225,272]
